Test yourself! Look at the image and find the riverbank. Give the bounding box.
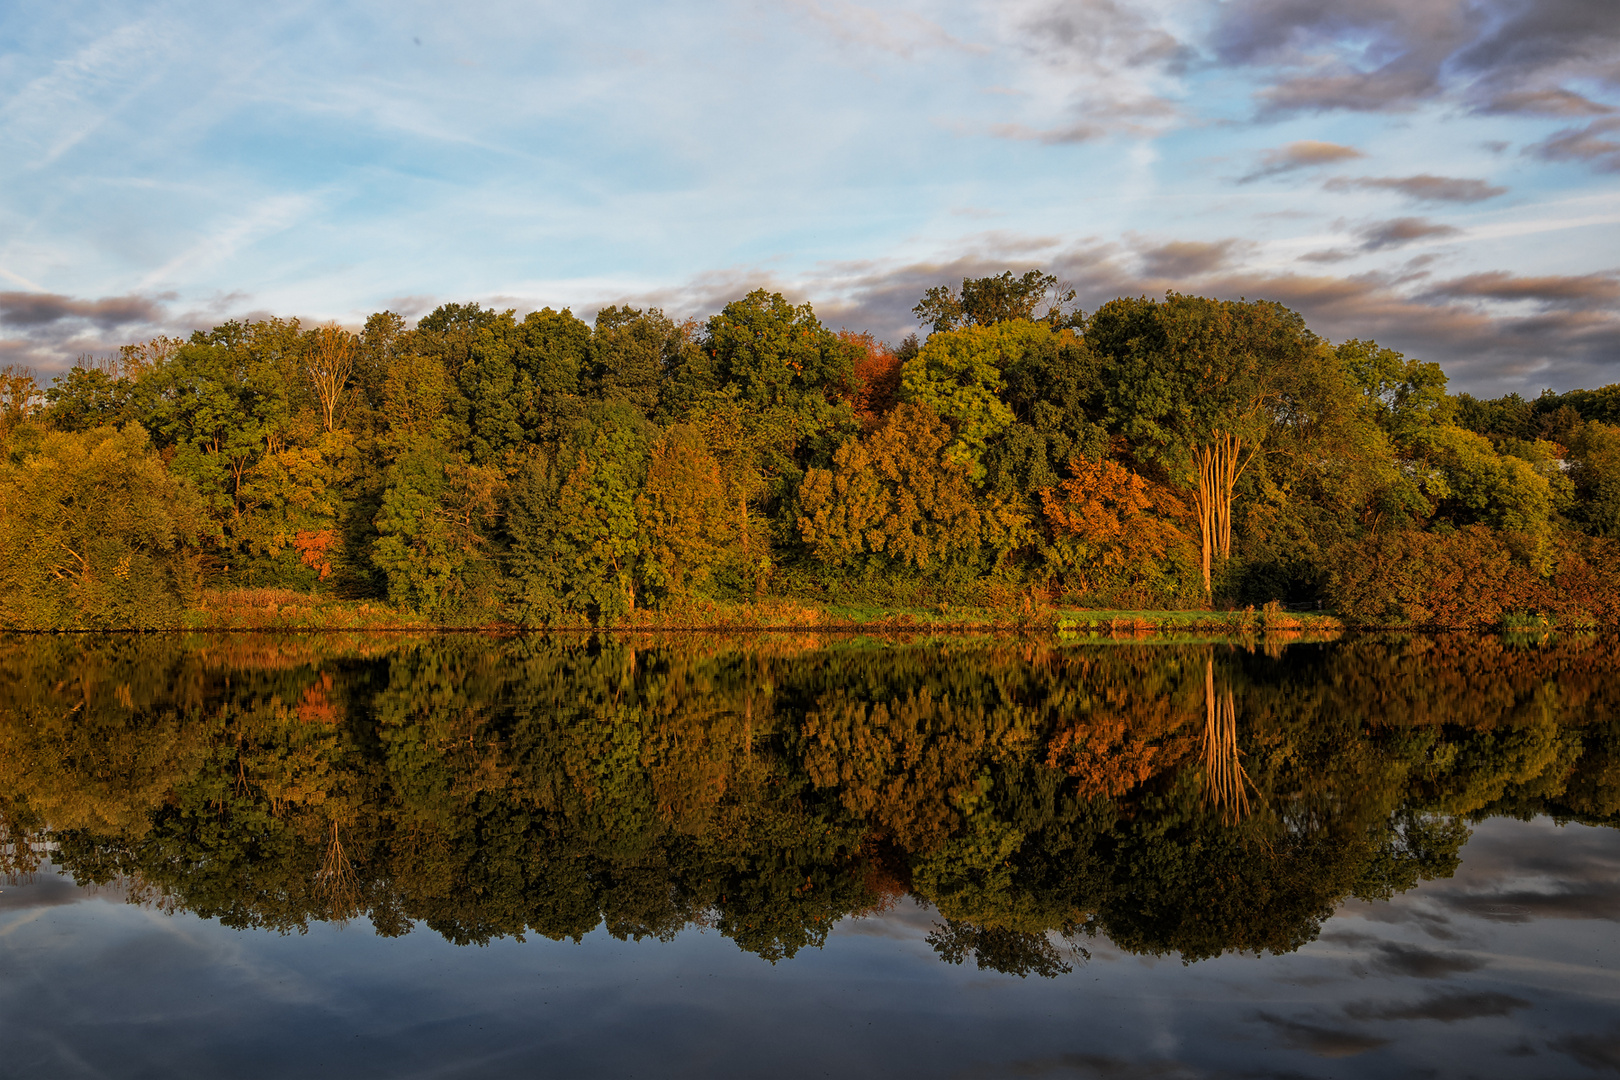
[167,588,1347,635]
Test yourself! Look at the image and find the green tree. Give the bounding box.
[0,425,207,628]
[1088,294,1318,597]
[1569,421,1620,536]
[913,270,1078,333]
[506,406,651,623]
[899,321,1047,481]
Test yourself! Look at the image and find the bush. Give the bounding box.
[1328,527,1620,627]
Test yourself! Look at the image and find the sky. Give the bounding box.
[0,0,1616,395]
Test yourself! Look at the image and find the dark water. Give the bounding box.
[1,632,1617,1078]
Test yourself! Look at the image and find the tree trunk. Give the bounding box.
[1190,431,1259,599]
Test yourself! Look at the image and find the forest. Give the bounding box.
[2,633,1615,971]
[2,269,1618,629]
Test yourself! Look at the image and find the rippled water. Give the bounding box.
[1,632,1616,1078]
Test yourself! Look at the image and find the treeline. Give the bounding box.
[4,634,1615,968]
[2,269,1618,627]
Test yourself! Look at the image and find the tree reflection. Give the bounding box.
[1,631,1616,971]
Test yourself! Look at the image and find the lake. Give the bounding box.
[1,632,1617,1078]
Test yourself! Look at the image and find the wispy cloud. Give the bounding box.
[1241,141,1365,182]
[1527,117,1620,171]
[1323,175,1507,203]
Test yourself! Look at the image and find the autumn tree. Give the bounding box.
[798,402,981,571]
[636,424,737,602]
[1040,457,1198,604]
[0,425,207,628]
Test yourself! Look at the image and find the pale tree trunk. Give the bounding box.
[1190,431,1260,598]
[306,326,356,433]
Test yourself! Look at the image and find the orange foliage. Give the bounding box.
[292,529,339,581]
[1040,458,1194,597]
[841,330,902,430]
[297,673,339,724]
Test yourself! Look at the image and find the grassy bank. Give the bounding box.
[164,588,1347,637]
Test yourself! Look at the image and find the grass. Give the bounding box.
[175,588,1347,638]
[183,588,435,631]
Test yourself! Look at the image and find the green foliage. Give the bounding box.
[900,321,1044,480]
[373,439,503,619]
[6,275,1619,626]
[1569,420,1620,537]
[1337,338,1453,440]
[1407,425,1556,534]
[0,425,207,628]
[912,270,1079,333]
[506,406,651,623]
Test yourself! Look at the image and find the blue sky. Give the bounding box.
[1,0,1616,393]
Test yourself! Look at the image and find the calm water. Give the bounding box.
[1,632,1617,1078]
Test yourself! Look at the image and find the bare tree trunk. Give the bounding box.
[1190,431,1260,599]
[306,326,356,433]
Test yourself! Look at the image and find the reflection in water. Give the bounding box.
[1,632,1617,974]
[1201,656,1254,825]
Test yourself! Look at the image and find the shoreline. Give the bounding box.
[4,589,1609,635]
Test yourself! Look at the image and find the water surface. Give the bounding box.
[2,632,1616,1077]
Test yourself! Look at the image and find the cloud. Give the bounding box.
[1356,217,1461,251]
[0,291,168,330]
[1254,1013,1390,1058]
[1344,991,1531,1023]
[0,289,278,375]
[1241,140,1365,182]
[1210,0,1620,119]
[989,120,1107,145]
[1478,88,1617,115]
[990,0,1192,140]
[1549,1029,1620,1072]
[1439,886,1620,922]
[713,232,1620,394]
[1364,941,1487,979]
[1527,117,1620,171]
[1422,271,1620,306]
[1138,240,1242,278]
[1323,175,1508,203]
[789,1,984,61]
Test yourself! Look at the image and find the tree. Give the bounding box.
[591,306,678,415]
[1336,338,1452,441]
[899,321,1048,481]
[1040,457,1197,604]
[1406,425,1555,535]
[798,402,981,571]
[0,365,40,443]
[506,406,650,623]
[372,440,503,619]
[305,324,357,432]
[0,425,207,628]
[636,425,736,603]
[1569,421,1620,537]
[912,270,1078,333]
[702,290,858,472]
[1089,294,1316,597]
